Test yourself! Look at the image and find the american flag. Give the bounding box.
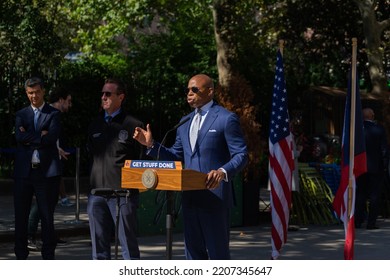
[268,49,294,259]
[332,68,366,260]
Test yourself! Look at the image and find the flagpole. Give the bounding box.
[279,39,284,55]
[347,38,358,218]
[332,37,366,260]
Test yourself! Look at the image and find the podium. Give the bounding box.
[121,160,207,259]
[121,160,207,191]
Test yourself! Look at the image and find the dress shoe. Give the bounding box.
[27,238,41,251]
[366,225,379,230]
[56,238,68,247]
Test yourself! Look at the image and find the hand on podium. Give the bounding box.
[205,169,226,190]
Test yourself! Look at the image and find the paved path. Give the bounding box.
[1,194,390,260]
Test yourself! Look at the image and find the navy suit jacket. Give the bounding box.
[14,103,62,178]
[363,120,388,174]
[149,101,248,209]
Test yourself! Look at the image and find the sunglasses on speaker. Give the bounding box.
[185,87,203,94]
[101,91,113,97]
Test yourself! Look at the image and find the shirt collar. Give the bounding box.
[31,103,45,111]
[105,108,121,119]
[197,100,213,115]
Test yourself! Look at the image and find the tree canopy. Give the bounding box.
[0,0,389,179]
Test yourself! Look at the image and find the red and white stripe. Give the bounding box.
[269,134,294,259]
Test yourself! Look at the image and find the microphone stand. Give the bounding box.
[165,191,175,259]
[155,116,190,259]
[156,116,190,162]
[91,188,131,260]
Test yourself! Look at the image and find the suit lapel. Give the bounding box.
[184,112,196,153]
[192,105,219,153]
[36,104,49,131]
[28,107,36,131]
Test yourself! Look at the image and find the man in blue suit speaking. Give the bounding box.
[13,77,61,259]
[133,74,248,259]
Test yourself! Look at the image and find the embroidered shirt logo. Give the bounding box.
[118,130,128,143]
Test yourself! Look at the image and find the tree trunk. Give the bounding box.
[212,0,262,181]
[353,0,389,97]
[212,0,235,89]
[353,0,390,142]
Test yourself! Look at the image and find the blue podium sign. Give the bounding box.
[124,160,179,170]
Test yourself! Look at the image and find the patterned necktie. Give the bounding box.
[105,115,112,124]
[190,109,202,151]
[34,108,40,130]
[32,108,41,164]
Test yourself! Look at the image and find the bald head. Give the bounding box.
[191,74,214,89]
[362,108,375,121]
[186,74,215,109]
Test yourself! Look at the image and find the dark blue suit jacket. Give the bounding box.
[14,103,62,178]
[364,120,388,174]
[150,101,248,209]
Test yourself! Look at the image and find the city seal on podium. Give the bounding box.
[141,169,158,190]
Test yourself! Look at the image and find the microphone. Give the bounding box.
[172,116,191,130]
[91,188,130,196]
[156,116,191,161]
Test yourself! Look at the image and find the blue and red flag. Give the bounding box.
[332,68,366,260]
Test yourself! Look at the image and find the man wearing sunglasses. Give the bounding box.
[87,78,144,259]
[133,74,248,259]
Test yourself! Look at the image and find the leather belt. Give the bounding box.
[31,163,40,169]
